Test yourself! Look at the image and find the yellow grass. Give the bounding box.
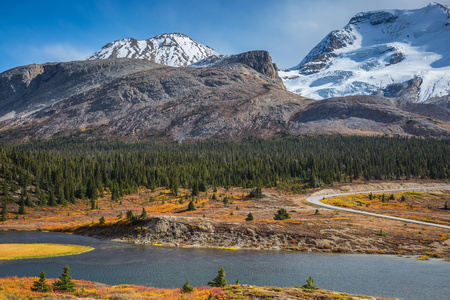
[0,243,94,260]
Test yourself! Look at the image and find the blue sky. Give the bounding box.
[1,0,449,72]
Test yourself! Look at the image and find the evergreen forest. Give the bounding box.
[1,135,449,209]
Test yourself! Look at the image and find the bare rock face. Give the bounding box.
[191,50,285,89]
[381,77,423,102]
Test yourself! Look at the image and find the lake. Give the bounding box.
[0,231,449,300]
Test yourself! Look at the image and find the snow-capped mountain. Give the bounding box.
[280,3,450,102]
[87,33,218,67]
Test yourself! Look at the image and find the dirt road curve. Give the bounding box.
[306,186,450,230]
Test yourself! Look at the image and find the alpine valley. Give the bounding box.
[1,4,450,143]
[1,3,450,300]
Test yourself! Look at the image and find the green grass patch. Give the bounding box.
[0,243,94,260]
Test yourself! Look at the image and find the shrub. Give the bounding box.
[274,208,290,220]
[248,187,263,198]
[245,212,254,221]
[99,216,105,225]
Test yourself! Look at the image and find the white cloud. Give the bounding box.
[30,43,93,63]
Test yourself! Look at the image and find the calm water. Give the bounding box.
[0,231,449,300]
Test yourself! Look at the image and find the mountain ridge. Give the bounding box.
[87,33,218,67]
[0,55,449,143]
[281,2,450,102]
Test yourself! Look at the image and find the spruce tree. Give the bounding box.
[139,207,147,220]
[182,280,194,293]
[191,181,199,197]
[31,271,50,292]
[48,191,57,207]
[1,198,7,221]
[26,194,34,207]
[302,276,318,290]
[18,197,26,215]
[187,200,196,211]
[208,266,227,287]
[52,265,76,292]
[245,212,254,221]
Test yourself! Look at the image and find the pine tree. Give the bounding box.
[31,271,50,292]
[52,265,76,292]
[139,207,147,220]
[302,276,318,290]
[182,280,194,293]
[48,191,57,207]
[90,198,96,210]
[187,201,196,211]
[245,212,254,221]
[208,266,227,287]
[1,198,7,221]
[26,194,34,207]
[18,197,26,215]
[191,181,199,197]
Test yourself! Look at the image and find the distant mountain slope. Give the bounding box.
[280,3,450,102]
[87,33,218,67]
[0,55,449,143]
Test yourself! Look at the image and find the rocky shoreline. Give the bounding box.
[69,215,450,257]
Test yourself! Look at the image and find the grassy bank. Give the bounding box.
[0,244,93,260]
[0,277,394,300]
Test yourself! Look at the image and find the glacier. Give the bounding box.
[280,3,450,102]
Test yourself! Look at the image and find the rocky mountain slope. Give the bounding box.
[87,33,218,67]
[280,3,450,102]
[0,50,449,142]
[190,50,285,89]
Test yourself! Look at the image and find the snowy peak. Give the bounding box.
[87,33,218,67]
[282,3,450,102]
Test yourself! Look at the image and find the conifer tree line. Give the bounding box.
[0,135,449,208]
